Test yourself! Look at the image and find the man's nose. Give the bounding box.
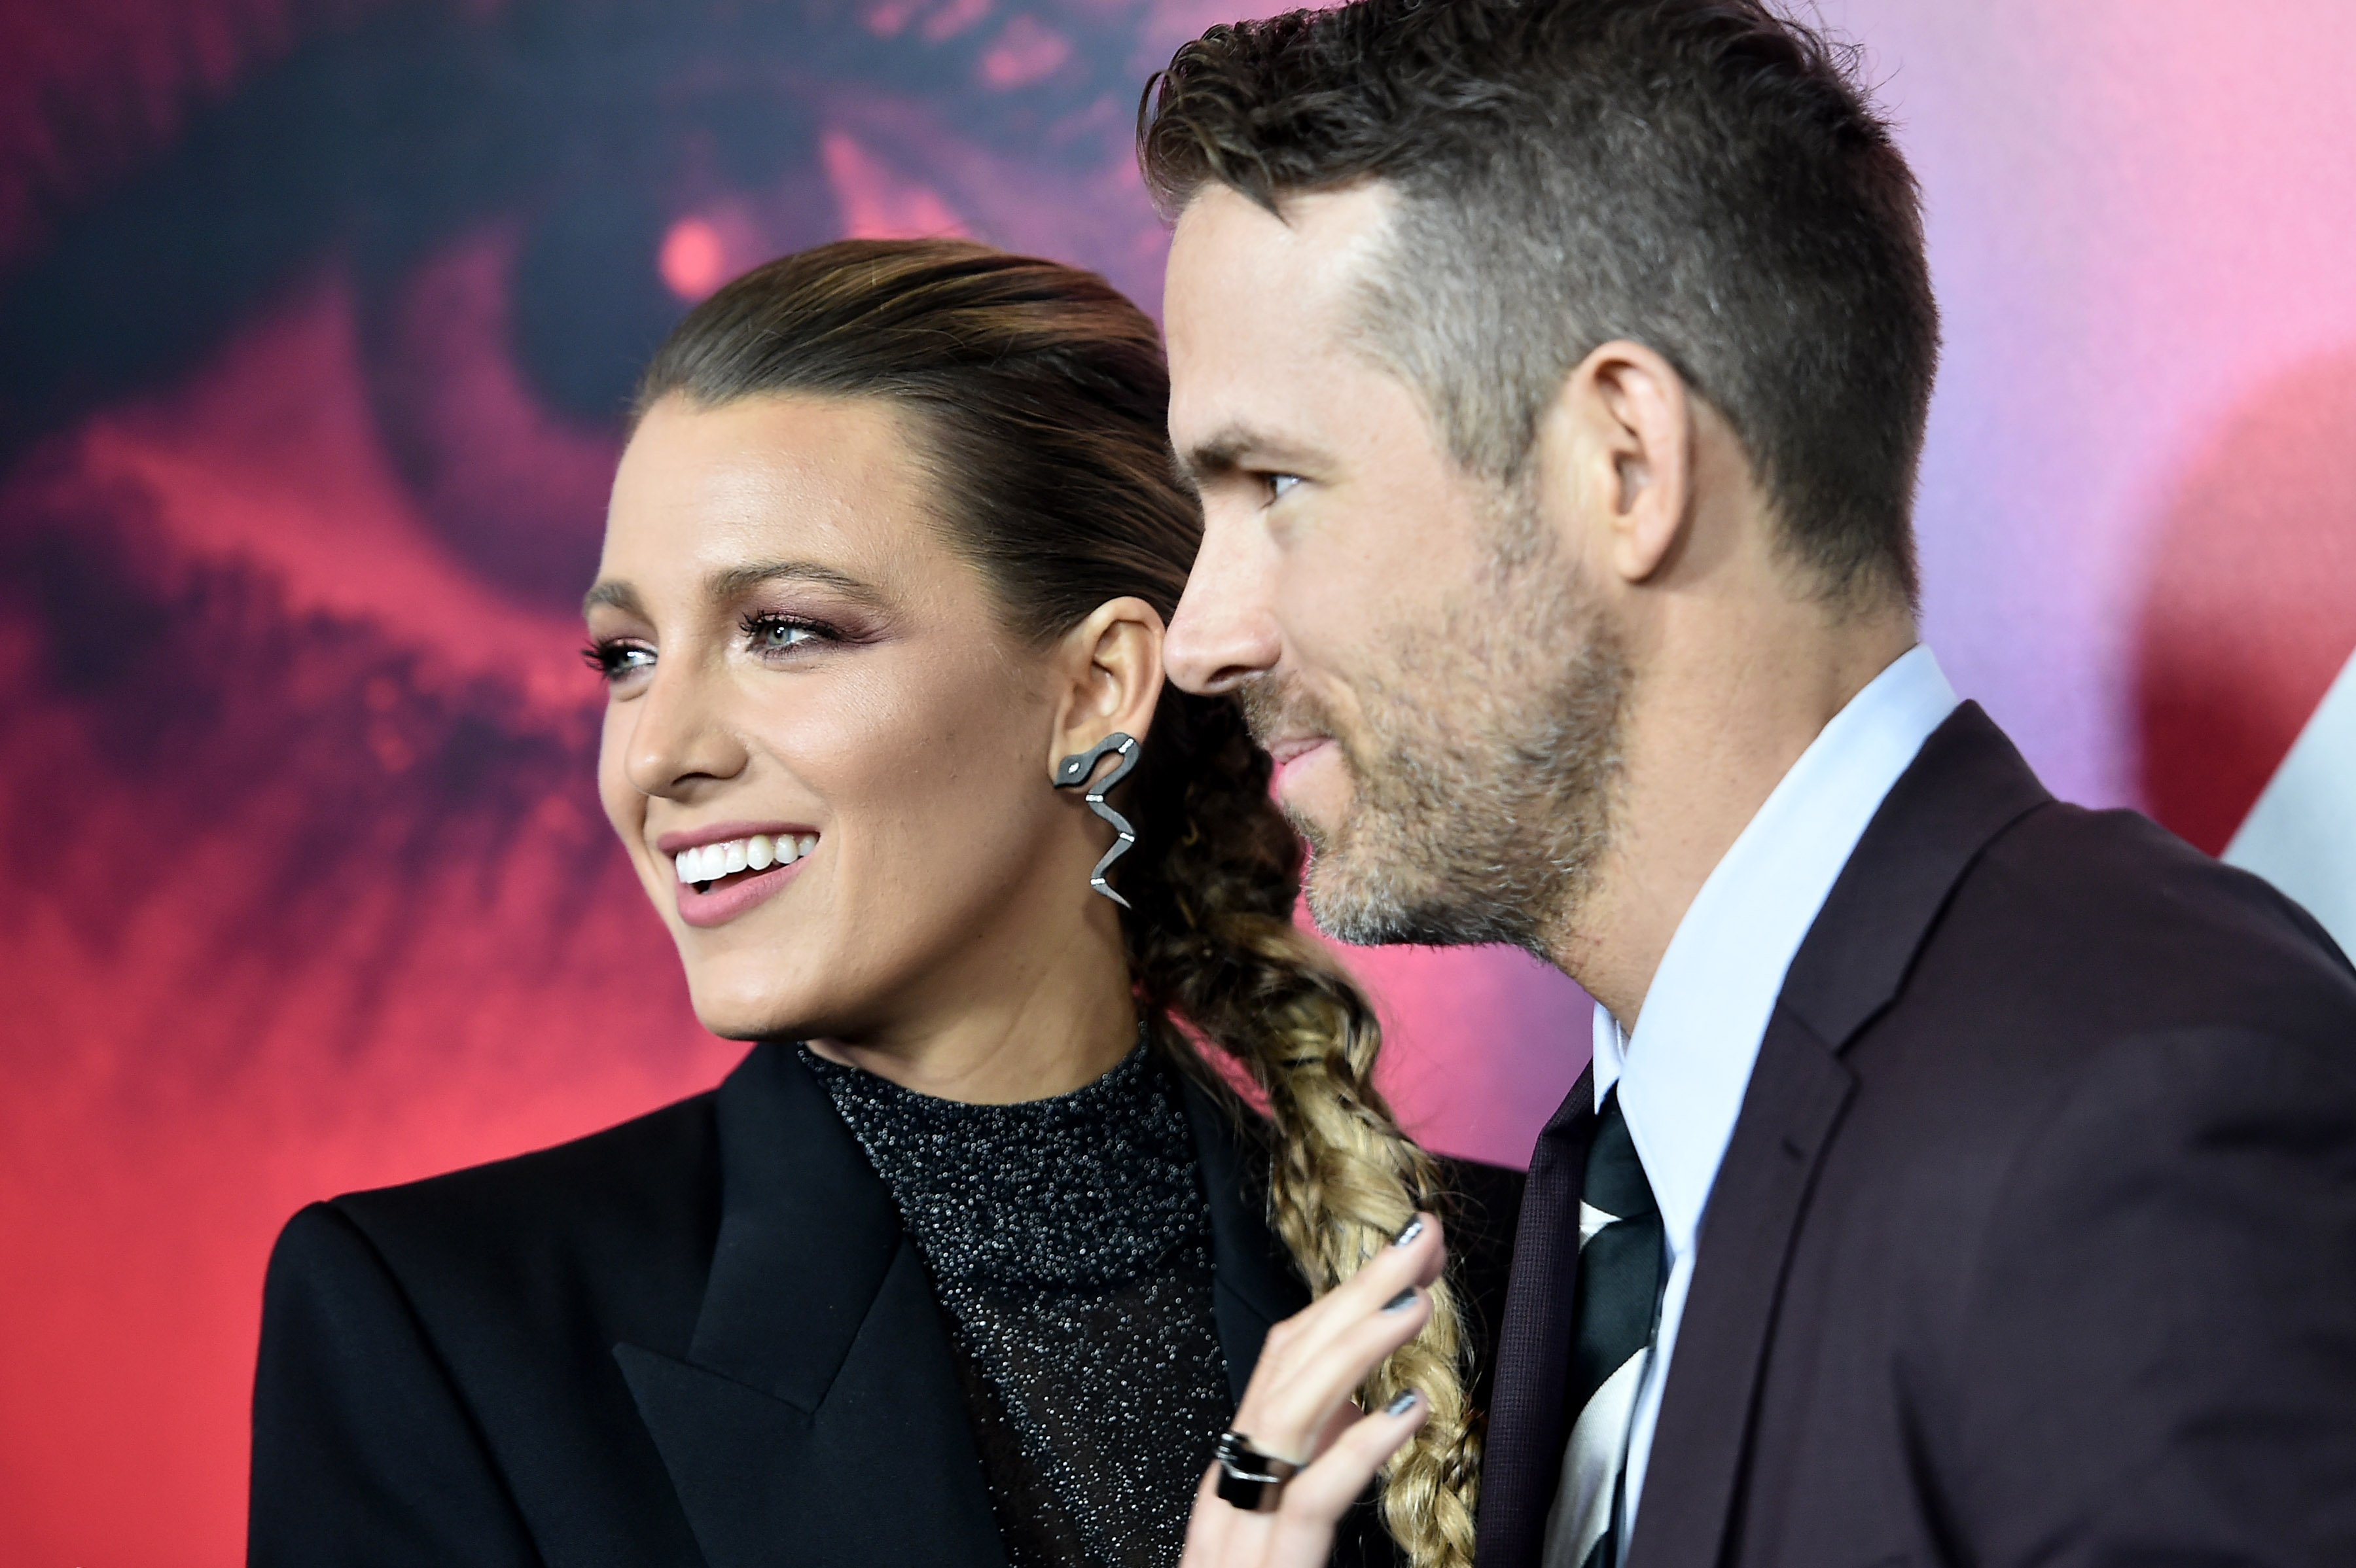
[1166,512,1283,696]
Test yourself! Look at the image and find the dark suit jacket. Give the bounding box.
[1480,704,2356,1568]
[251,1042,1522,1567]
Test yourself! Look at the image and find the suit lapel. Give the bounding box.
[615,1044,1007,1568]
[1624,704,2052,1568]
[1181,1075,1310,1404]
[1476,1065,1597,1568]
[1618,1014,1852,1568]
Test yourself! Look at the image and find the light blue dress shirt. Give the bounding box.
[1592,643,1960,1539]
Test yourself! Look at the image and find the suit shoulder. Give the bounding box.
[1859,800,2356,1182]
[310,1087,725,1346]
[334,1086,721,1238]
[1986,802,2347,963]
[1950,800,2356,1039]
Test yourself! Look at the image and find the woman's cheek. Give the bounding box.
[844,688,1033,885]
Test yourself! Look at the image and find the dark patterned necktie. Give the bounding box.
[1540,1087,1664,1568]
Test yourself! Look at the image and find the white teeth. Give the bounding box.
[673,833,812,887]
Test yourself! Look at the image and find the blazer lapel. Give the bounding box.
[1624,704,2052,1568]
[1616,1012,1852,1568]
[1476,1065,1597,1568]
[1181,1075,1310,1403]
[615,1044,1007,1568]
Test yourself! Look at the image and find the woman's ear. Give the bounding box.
[1536,338,1694,585]
[1046,597,1167,774]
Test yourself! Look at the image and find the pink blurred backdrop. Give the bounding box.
[0,1,2350,1561]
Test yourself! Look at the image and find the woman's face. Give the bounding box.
[588,393,1092,1041]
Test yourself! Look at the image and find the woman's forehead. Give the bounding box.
[608,399,938,574]
[596,395,1022,642]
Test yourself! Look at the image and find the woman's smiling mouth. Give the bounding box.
[657,825,819,927]
[671,830,817,887]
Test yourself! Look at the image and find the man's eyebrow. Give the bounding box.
[1177,423,1322,488]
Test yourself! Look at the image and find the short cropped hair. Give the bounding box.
[1139,0,1939,605]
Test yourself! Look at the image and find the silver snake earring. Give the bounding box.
[1052,732,1140,908]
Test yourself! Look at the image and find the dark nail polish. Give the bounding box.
[1382,1287,1418,1313]
[1385,1389,1421,1416]
[1392,1216,1425,1248]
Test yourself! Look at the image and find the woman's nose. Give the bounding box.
[1165,512,1283,696]
[623,666,751,798]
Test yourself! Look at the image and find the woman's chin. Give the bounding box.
[682,971,818,1044]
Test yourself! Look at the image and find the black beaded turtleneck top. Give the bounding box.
[797,1041,1232,1568]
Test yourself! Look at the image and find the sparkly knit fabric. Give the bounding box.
[798,1041,1232,1568]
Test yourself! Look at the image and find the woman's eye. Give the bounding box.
[742,614,825,656]
[1267,473,1302,503]
[582,640,655,683]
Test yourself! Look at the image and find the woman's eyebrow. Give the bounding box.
[704,559,885,605]
[582,562,887,620]
[581,579,645,618]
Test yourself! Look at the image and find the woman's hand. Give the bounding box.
[1181,1213,1449,1568]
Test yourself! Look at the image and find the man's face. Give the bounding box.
[1162,184,1626,952]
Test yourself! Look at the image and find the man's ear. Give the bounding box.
[1046,597,1167,775]
[1539,339,1694,585]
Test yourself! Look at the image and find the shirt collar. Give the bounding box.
[1594,645,1959,1255]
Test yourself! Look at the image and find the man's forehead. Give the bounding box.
[1165,182,1404,450]
[1167,181,1397,328]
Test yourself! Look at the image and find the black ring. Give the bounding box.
[1213,1429,1301,1513]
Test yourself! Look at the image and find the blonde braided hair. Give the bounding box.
[1124,693,1480,1568]
[639,236,1480,1567]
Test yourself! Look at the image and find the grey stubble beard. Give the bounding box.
[1241,527,1629,959]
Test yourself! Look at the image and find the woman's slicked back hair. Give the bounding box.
[638,240,1194,639]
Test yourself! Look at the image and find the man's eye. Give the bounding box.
[582,640,654,682]
[1267,473,1303,503]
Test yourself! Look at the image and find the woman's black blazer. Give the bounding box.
[250,1042,1524,1567]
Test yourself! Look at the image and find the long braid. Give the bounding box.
[1122,691,1480,1568]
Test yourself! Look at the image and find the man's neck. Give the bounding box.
[1550,607,1917,1027]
